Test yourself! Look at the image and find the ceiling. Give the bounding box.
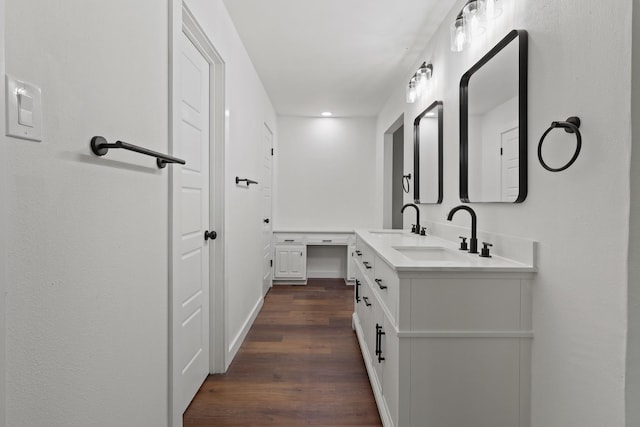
[222,0,458,117]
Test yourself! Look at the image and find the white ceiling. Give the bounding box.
[222,0,458,117]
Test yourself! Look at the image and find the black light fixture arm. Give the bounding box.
[235,177,259,186]
[90,136,186,169]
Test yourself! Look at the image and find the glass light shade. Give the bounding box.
[416,64,428,96]
[463,0,486,42]
[424,64,433,80]
[450,17,467,52]
[485,0,502,19]
[406,79,417,104]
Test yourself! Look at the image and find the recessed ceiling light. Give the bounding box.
[321,112,333,117]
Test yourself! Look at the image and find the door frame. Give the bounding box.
[262,122,273,296]
[0,0,7,424]
[169,2,226,425]
[382,114,404,229]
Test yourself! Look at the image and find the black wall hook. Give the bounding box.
[537,116,582,172]
[235,177,259,186]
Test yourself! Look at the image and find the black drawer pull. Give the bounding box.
[322,239,332,242]
[363,261,372,269]
[363,296,372,307]
[376,324,386,363]
[375,324,386,362]
[355,250,362,256]
[375,278,387,290]
[284,239,295,242]
[355,279,361,303]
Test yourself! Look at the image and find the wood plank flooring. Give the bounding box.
[183,278,382,426]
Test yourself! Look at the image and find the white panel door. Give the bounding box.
[262,125,273,295]
[172,32,211,418]
[500,127,519,202]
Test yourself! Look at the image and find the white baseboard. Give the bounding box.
[226,297,263,370]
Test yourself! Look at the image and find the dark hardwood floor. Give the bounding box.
[183,278,382,426]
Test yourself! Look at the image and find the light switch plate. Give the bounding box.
[6,74,42,141]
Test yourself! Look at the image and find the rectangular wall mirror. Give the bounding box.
[413,100,443,204]
[460,29,528,203]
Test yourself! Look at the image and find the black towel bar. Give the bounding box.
[90,136,186,169]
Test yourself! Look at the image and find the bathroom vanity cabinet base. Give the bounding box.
[353,232,533,427]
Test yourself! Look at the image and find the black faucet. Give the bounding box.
[447,205,478,253]
[401,203,420,234]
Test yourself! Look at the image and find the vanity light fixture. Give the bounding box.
[450,0,503,52]
[406,63,433,103]
[406,76,417,104]
[463,0,486,41]
[416,62,433,96]
[450,16,467,52]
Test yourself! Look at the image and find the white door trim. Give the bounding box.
[181,0,226,377]
[169,2,226,425]
[0,0,7,424]
[262,122,273,296]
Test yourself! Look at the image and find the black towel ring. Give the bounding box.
[537,116,582,172]
[402,174,411,193]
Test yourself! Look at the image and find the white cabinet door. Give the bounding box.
[372,298,385,391]
[381,315,399,427]
[274,245,307,279]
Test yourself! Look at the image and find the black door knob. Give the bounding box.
[204,230,217,241]
[264,218,270,224]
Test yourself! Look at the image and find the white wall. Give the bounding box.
[628,1,640,425]
[4,1,169,425]
[377,0,631,425]
[184,0,277,364]
[275,116,377,229]
[2,1,277,423]
[0,0,6,424]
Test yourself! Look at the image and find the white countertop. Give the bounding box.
[355,229,537,273]
[273,229,355,234]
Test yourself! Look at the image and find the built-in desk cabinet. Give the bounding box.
[353,233,534,427]
[274,245,306,280]
[273,231,356,284]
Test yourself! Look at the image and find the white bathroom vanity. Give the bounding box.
[352,228,536,427]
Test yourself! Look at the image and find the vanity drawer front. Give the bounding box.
[307,234,350,245]
[355,239,375,277]
[372,255,398,322]
[275,234,305,244]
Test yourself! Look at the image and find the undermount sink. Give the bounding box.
[392,246,467,262]
[369,230,407,236]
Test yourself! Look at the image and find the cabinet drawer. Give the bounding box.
[372,255,398,323]
[355,239,375,279]
[307,234,350,245]
[275,234,305,244]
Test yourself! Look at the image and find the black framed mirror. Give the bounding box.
[460,29,528,203]
[413,100,443,204]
